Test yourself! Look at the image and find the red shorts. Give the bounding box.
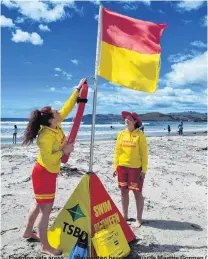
[32,163,58,204]
[117,166,144,192]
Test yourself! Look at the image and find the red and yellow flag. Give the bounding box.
[98,7,166,93]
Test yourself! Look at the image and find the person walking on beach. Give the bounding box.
[168,125,171,135]
[22,78,86,256]
[178,121,183,135]
[113,111,148,228]
[13,125,17,144]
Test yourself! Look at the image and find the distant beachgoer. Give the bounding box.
[113,111,148,228]
[140,125,144,133]
[178,121,183,135]
[168,125,171,134]
[13,125,17,144]
[22,78,86,256]
[110,126,114,129]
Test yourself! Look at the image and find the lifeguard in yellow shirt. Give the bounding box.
[113,111,148,228]
[22,78,86,256]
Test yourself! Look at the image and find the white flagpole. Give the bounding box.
[88,5,103,258]
[88,5,103,173]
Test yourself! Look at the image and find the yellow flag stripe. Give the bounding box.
[98,41,161,93]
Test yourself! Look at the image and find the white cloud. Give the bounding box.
[0,15,15,27]
[142,0,151,5]
[158,9,165,14]
[65,73,72,80]
[200,15,207,27]
[164,51,207,86]
[142,88,206,109]
[11,29,43,45]
[71,59,79,65]
[122,4,138,10]
[182,19,192,24]
[73,6,84,17]
[97,85,206,111]
[42,85,72,94]
[176,0,205,11]
[54,67,62,72]
[61,70,72,80]
[15,17,25,23]
[54,74,59,77]
[190,41,206,48]
[88,0,101,5]
[119,0,151,6]
[53,67,72,80]
[190,49,202,56]
[1,0,75,23]
[1,0,18,9]
[39,24,51,31]
[94,14,99,21]
[168,53,194,63]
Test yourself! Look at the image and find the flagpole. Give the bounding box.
[88,5,103,173]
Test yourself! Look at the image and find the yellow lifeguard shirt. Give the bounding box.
[114,128,148,173]
[37,90,79,173]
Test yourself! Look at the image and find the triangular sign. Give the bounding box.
[48,173,135,256]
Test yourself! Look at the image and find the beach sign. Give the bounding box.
[48,173,135,256]
[48,174,90,256]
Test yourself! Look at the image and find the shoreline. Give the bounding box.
[1,130,207,145]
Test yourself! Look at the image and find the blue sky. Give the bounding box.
[1,0,207,118]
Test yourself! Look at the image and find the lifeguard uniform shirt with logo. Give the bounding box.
[37,90,79,173]
[33,90,78,204]
[114,129,148,172]
[114,129,148,192]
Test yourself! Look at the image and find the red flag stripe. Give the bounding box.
[102,8,166,54]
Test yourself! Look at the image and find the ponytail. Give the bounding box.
[22,110,41,145]
[22,107,54,145]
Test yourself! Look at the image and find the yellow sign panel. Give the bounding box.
[48,174,90,256]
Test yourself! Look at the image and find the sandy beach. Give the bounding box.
[1,135,207,258]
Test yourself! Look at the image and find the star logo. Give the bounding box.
[66,204,86,222]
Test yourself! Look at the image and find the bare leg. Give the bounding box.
[133,191,144,228]
[23,202,40,239]
[121,189,129,220]
[38,203,62,255]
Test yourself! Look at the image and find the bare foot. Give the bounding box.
[133,219,143,228]
[23,231,40,241]
[41,246,62,256]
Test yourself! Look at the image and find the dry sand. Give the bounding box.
[1,135,207,258]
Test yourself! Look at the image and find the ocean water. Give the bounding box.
[1,118,207,144]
